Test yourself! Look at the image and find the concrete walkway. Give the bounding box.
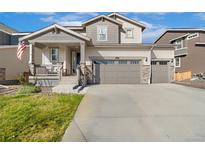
[62,84,205,142]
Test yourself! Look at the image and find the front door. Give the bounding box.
[71,51,80,75]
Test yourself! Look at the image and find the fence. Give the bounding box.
[175,71,192,81]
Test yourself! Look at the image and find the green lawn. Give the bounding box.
[0,94,83,142]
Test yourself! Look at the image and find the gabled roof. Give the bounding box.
[107,13,146,31]
[0,23,17,34]
[82,15,122,26]
[20,24,90,41]
[169,33,190,43]
[154,28,205,43]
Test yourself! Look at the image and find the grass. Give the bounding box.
[0,94,83,142]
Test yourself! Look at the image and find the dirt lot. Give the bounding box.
[174,79,205,89]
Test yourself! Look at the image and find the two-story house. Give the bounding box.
[154,28,205,75]
[0,13,175,86]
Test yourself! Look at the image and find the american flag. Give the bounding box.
[17,41,26,60]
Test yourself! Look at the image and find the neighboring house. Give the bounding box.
[154,29,205,75]
[0,23,41,83]
[1,13,175,86]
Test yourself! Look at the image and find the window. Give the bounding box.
[175,57,181,67]
[159,61,168,65]
[106,60,115,64]
[151,61,157,65]
[187,33,199,40]
[126,28,134,38]
[97,26,107,41]
[50,48,59,63]
[175,39,184,50]
[130,60,140,64]
[118,60,128,64]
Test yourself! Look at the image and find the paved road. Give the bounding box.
[62,84,205,142]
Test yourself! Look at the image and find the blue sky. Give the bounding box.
[0,12,205,43]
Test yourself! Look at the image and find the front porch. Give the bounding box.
[19,24,90,87]
[28,42,86,87]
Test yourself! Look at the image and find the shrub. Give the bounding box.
[16,85,41,95]
[17,73,28,85]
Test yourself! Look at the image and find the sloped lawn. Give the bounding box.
[0,94,83,142]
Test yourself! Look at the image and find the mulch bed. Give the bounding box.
[174,79,205,89]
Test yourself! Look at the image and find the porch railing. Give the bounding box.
[34,62,63,79]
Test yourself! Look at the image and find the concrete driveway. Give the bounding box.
[62,84,205,142]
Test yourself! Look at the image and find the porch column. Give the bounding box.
[80,42,87,86]
[29,43,34,64]
[80,42,85,63]
[28,43,35,75]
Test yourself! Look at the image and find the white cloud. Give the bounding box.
[139,20,155,29]
[40,12,100,26]
[143,28,166,43]
[140,20,167,43]
[195,13,205,21]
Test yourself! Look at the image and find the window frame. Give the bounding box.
[97,26,108,41]
[175,39,184,50]
[50,47,59,64]
[125,28,134,38]
[175,57,181,67]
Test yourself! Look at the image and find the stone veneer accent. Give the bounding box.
[141,65,151,84]
[0,68,6,80]
[85,65,93,84]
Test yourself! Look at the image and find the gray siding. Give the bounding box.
[0,31,21,45]
[0,31,10,45]
[86,19,119,45]
[177,32,205,73]
[10,35,21,45]
[156,31,205,74]
[155,32,189,44]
